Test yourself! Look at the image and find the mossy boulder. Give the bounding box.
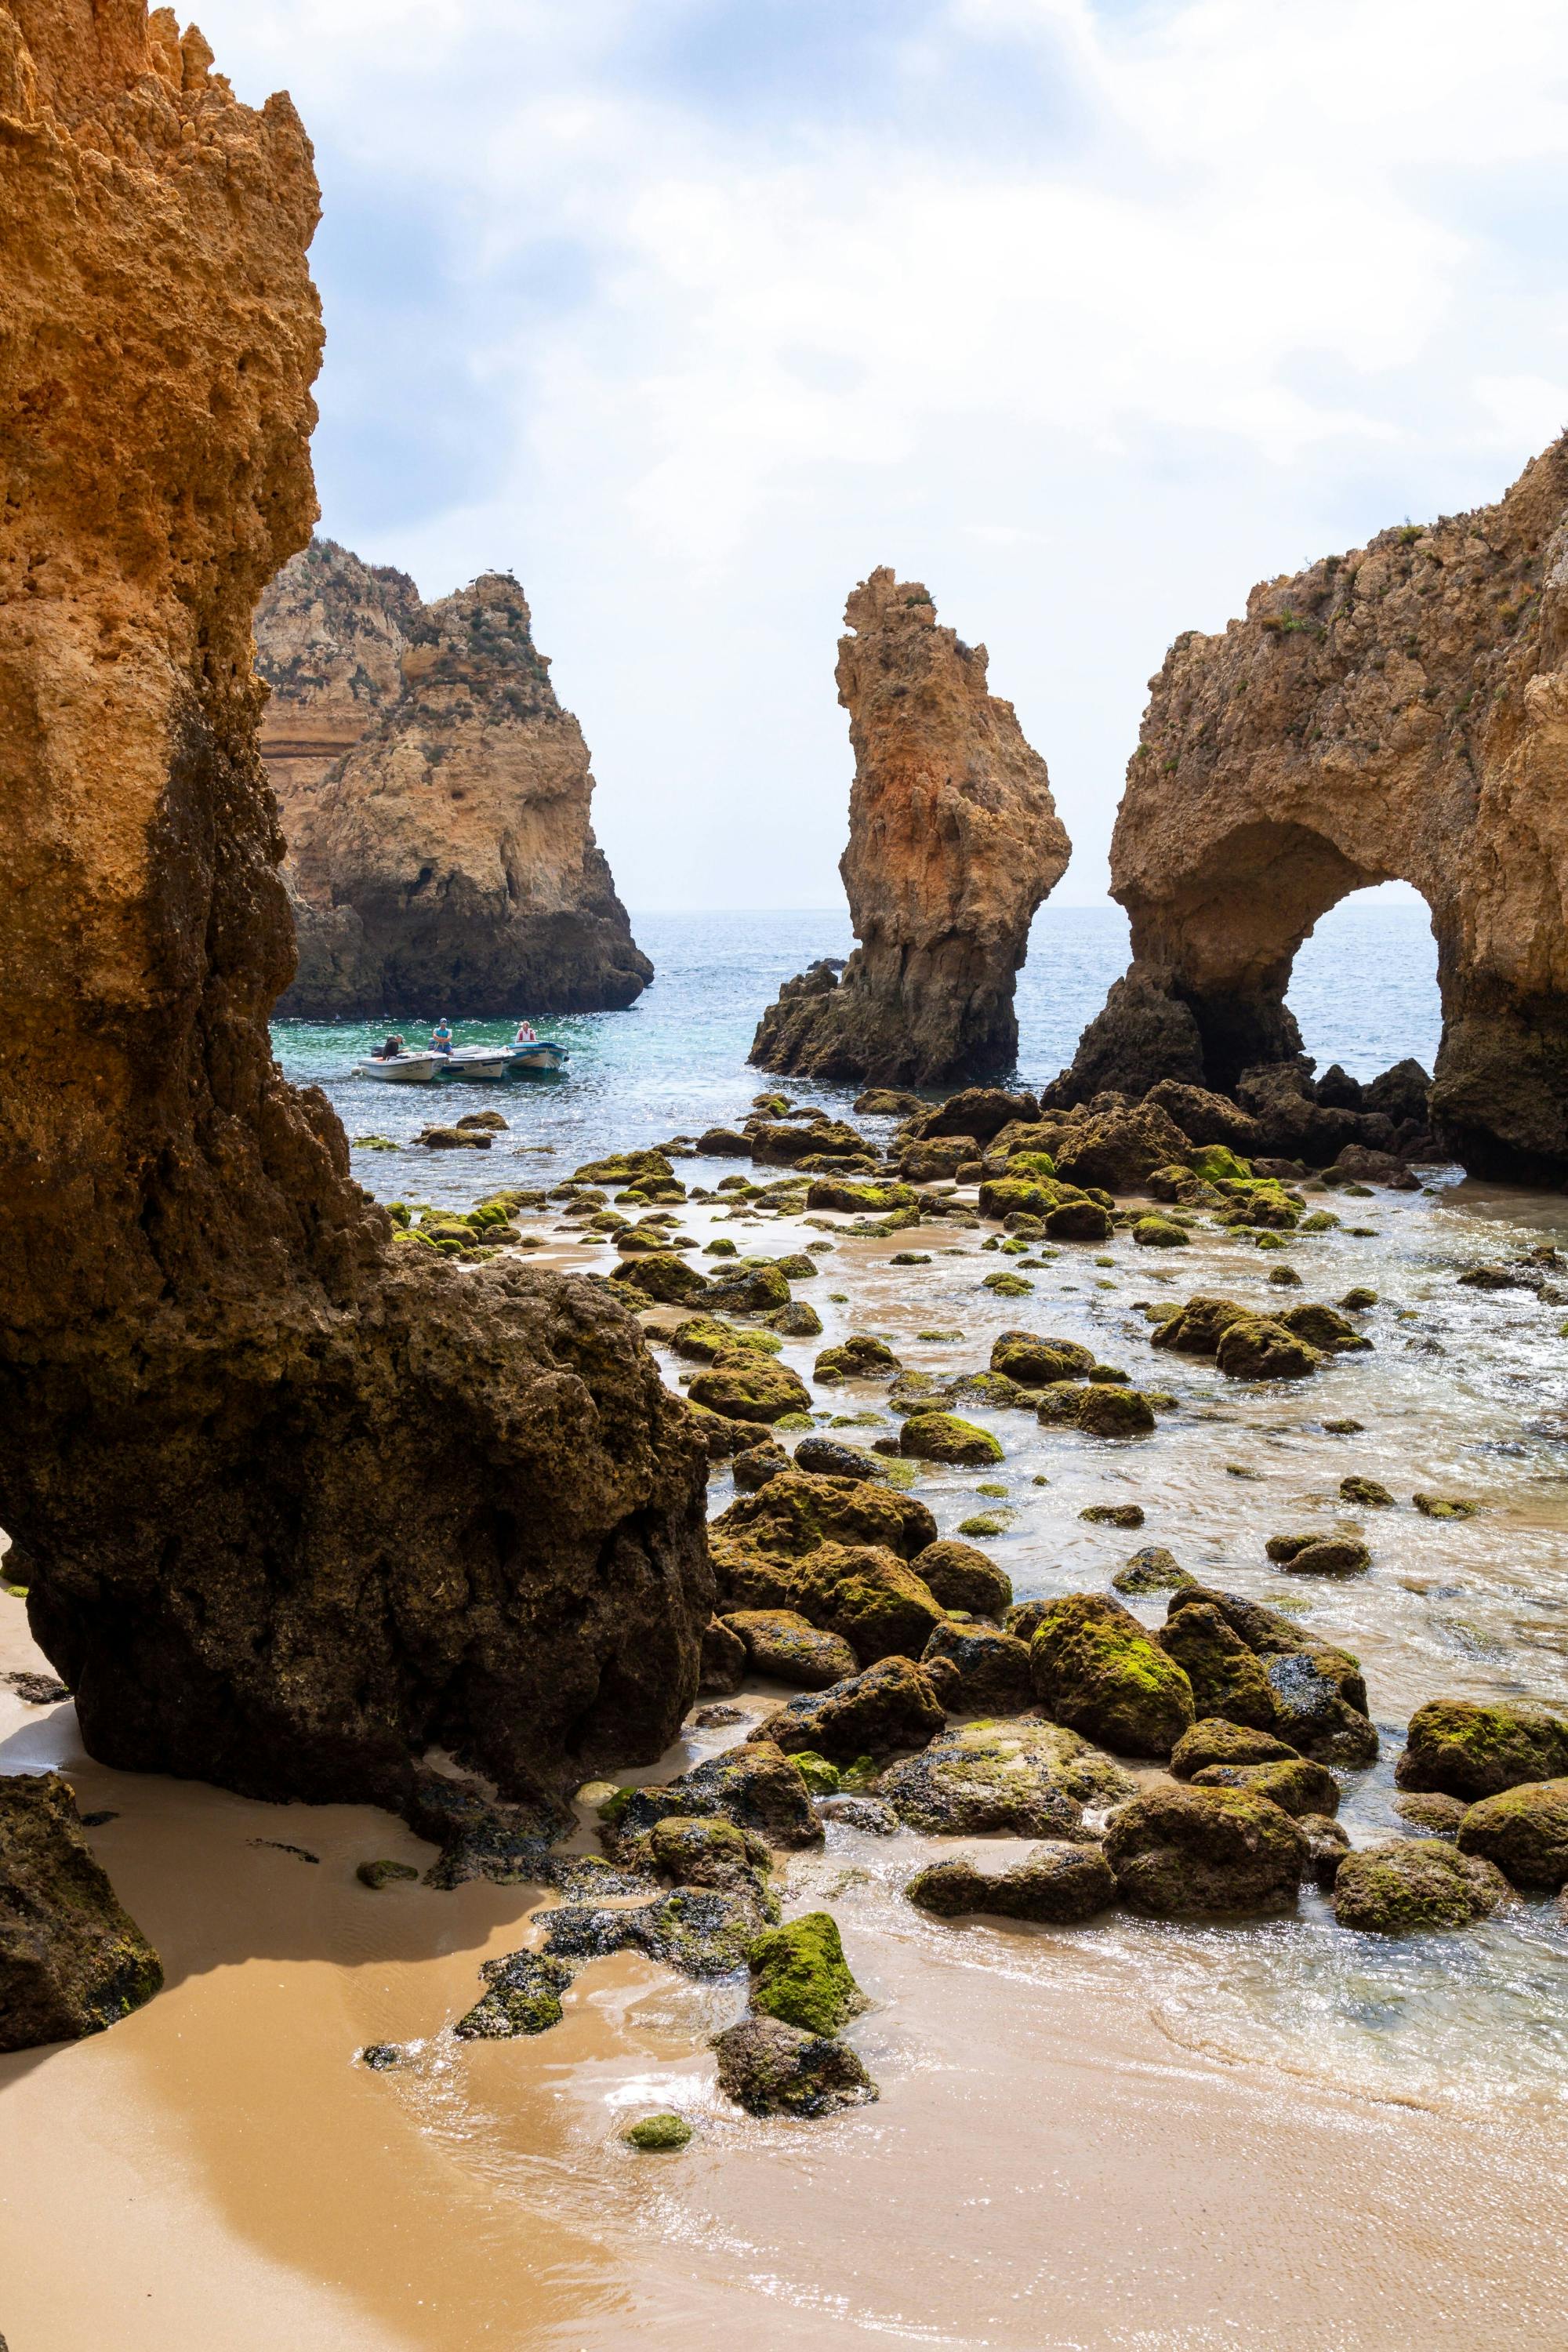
[1392,1790,1468,1834]
[0,1772,164,2050]
[705,1261,793,1316]
[1340,1475,1394,1508]
[1395,1700,1568,1801]
[724,1610,858,1690]
[747,1911,866,2034]
[982,1270,1035,1297]
[754,1657,946,1763]
[1456,1779,1568,1889]
[1104,1786,1307,1918]
[1214,1316,1325,1381]
[1150,1294,1250,1356]
[899,1412,1004,1466]
[712,2015,877,2116]
[670,1316,782,1362]
[1332,1839,1511,1933]
[1156,1600,1279,1730]
[608,1737,823,1853]
[642,1815,775,1900]
[1263,1533,1372,1577]
[910,1538,1013,1617]
[1112,1547,1195,1596]
[1133,1215,1189,1249]
[1277,1301,1371,1353]
[688,1350,812,1425]
[575,1149,676,1185]
[544,1886,766,1976]
[1165,1586,1377,1767]
[916,1623,1035,1715]
[792,1436,884,1483]
[1036,1384,1156,1438]
[699,1614,747,1694]
[1188,1145,1253,1182]
[623,2112,692,2151]
[880,1715,1133,1834]
[989,1329,1096,1387]
[454,1950,573,2038]
[906,1842,1116,1924]
[1190,1755,1341,1817]
[805,1179,916,1214]
[1079,1503,1145,1529]
[609,1250,710,1306]
[1171,1719,1302,1779]
[357,1858,420,1889]
[814,1334,902,1382]
[1029,1593,1196,1757]
[713,1468,936,1575]
[1413,1494,1479,1521]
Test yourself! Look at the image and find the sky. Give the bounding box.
[198,0,1568,911]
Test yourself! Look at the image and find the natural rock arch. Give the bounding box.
[1057,436,1568,1180]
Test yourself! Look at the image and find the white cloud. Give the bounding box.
[198,0,1568,908]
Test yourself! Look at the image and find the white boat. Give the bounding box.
[437,1047,514,1080]
[352,1053,441,1084]
[506,1040,569,1073]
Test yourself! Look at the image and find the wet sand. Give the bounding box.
[5,1161,1568,2349]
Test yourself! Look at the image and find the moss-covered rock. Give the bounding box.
[724,1541,946,1668]
[356,1858,420,1889]
[755,1657,947,1763]
[814,1334,902,1382]
[1133,1215,1190,1248]
[575,1149,676,1185]
[0,1771,163,2051]
[805,1179,916,1214]
[914,1622,1032,1715]
[670,1316,784,1362]
[1165,1587,1377,1768]
[704,1261,794,1316]
[1105,1786,1306,1918]
[609,1250,711,1305]
[1079,1501,1145,1528]
[712,2014,877,2116]
[1456,1779,1568,1889]
[1263,1533,1372,1576]
[880,1715,1133,1834]
[454,1950,574,2038]
[1170,1719,1301,1779]
[899,1411,1004,1466]
[1413,1494,1480,1520]
[700,1615,747,1695]
[688,1350,813,1425]
[1188,1145,1253,1182]
[1156,1600,1279,1730]
[1332,1839,1511,1933]
[1149,1294,1250,1356]
[906,1841,1116,1923]
[724,1609,859,1689]
[981,1270,1036,1297]
[1396,1700,1568,1801]
[1215,1316,1325,1380]
[911,1538,1013,1617]
[1277,1302,1372,1353]
[989,1330,1095,1385]
[1036,1385,1157,1438]
[747,1910,866,2034]
[608,1737,823,1853]
[1340,1475,1395,1508]
[1112,1547,1195,1595]
[641,1814,774,1899]
[1029,1594,1196,1758]
[623,2111,692,2151]
[1189,1755,1341,1817]
[544,1886,766,1976]
[1392,1791,1468,1834]
[769,1301,824,1338]
[713,1468,937,1570]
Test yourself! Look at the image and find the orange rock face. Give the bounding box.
[1060,439,1568,1180]
[753,569,1069,1086]
[0,7,707,1813]
[256,554,651,1017]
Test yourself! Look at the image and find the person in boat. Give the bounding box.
[430,1018,453,1054]
[514,1018,537,1044]
[374,1033,405,1061]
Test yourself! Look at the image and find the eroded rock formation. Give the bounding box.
[752,570,1069,1086]
[256,550,652,1018]
[1058,437,1568,1180]
[0,7,708,1814]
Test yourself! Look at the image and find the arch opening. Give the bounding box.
[1286,881,1442,1092]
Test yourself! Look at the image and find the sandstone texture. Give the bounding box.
[0,8,709,1816]
[257,551,651,1017]
[0,1773,163,2050]
[1055,438,1568,1181]
[752,569,1069,1085]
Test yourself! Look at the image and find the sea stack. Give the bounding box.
[0,9,709,1817]
[256,550,651,1017]
[751,569,1069,1086]
[1054,436,1568,1183]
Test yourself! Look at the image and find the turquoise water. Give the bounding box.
[273,899,1443,1198]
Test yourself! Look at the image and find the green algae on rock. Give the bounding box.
[917,1623,1034,1715]
[814,1334,902,1381]
[356,1859,420,1889]
[1395,1700,1568,1801]
[748,1911,867,2036]
[880,1715,1134,1835]
[1157,1600,1279,1730]
[1105,1785,1306,1918]
[713,2014,877,2117]
[454,1951,574,2039]
[1456,1779,1568,1889]
[0,1772,163,2052]
[911,1538,1013,1617]
[1112,1546,1195,1595]
[1037,1385,1157,1438]
[724,1610,858,1689]
[754,1657,947,1763]
[1189,1755,1341,1817]
[1263,1533,1372,1577]
[1030,1595,1195,1758]
[688,1350,812,1425]
[898,1412,1004,1466]
[608,1739,823,1853]
[906,1841,1116,1924]
[622,2112,692,2151]
[1171,1719,1303,1779]
[1332,1840,1511,1933]
[989,1330,1096,1385]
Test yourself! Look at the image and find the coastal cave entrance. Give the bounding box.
[1285,882,1442,1090]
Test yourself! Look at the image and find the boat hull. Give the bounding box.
[506,1044,569,1073]
[437,1051,514,1080]
[351,1056,441,1084]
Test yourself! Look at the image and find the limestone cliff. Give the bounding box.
[0,6,708,1814]
[1058,439,1568,1181]
[256,554,652,1018]
[751,569,1069,1086]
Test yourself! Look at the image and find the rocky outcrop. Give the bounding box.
[1056,438,1568,1180]
[257,556,651,1018]
[1,1773,163,2050]
[752,570,1069,1085]
[0,9,708,1816]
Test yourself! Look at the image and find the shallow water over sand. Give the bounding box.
[7,913,1568,2349]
